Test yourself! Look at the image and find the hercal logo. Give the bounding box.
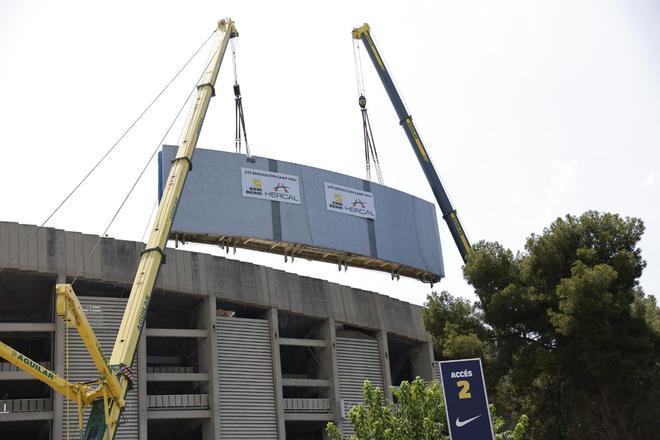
[352,199,367,209]
[334,194,343,203]
[272,183,289,193]
[13,351,54,380]
[252,179,262,189]
[265,182,298,201]
[347,198,374,216]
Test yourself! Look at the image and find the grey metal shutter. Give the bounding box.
[216,316,277,439]
[60,296,139,439]
[336,336,383,435]
[433,361,442,384]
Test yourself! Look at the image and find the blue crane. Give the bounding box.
[352,23,472,262]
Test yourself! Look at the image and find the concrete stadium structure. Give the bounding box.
[0,222,440,440]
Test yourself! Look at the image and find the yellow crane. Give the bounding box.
[0,18,238,439]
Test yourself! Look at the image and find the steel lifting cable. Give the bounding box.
[70,47,220,285]
[140,200,159,243]
[0,29,217,274]
[64,297,72,440]
[231,38,251,158]
[352,40,383,184]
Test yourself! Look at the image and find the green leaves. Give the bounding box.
[422,291,489,361]
[327,379,527,440]
[549,262,618,337]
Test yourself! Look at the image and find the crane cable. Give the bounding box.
[0,29,217,274]
[352,40,384,184]
[231,38,251,158]
[71,46,220,285]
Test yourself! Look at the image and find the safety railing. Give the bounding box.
[146,366,194,374]
[147,394,209,410]
[283,398,331,413]
[0,398,52,413]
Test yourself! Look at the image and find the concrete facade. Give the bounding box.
[0,222,436,440]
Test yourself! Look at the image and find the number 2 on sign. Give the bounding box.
[457,380,471,399]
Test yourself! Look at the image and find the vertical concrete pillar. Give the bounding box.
[198,294,220,440]
[318,319,341,427]
[410,341,434,381]
[267,308,286,440]
[52,274,66,440]
[376,330,393,400]
[138,330,148,440]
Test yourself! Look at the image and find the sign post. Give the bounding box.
[439,358,495,440]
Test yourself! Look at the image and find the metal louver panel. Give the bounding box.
[61,296,139,439]
[336,336,383,435]
[433,361,442,384]
[216,316,277,439]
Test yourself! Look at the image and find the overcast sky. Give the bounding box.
[1,0,658,306]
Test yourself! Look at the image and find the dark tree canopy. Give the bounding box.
[424,211,660,440]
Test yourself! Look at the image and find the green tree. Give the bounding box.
[423,291,489,361]
[326,379,528,440]
[425,211,660,439]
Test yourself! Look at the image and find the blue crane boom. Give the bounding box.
[352,23,471,263]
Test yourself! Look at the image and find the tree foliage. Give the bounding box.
[423,211,660,439]
[326,379,528,440]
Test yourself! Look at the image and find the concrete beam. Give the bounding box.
[197,295,219,440]
[0,411,54,422]
[147,410,211,420]
[377,330,393,400]
[52,273,65,440]
[146,373,210,382]
[284,412,335,422]
[267,308,287,440]
[318,319,341,427]
[282,378,331,388]
[145,328,207,338]
[279,337,327,348]
[0,323,55,332]
[0,371,34,380]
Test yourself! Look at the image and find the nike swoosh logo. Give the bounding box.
[456,415,481,427]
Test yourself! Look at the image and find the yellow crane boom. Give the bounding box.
[0,18,237,440]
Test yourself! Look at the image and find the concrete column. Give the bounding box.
[410,341,434,381]
[318,319,341,427]
[52,274,66,440]
[198,294,219,440]
[138,330,148,440]
[376,330,393,400]
[267,308,286,440]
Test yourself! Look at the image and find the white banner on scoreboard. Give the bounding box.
[241,168,301,204]
[324,182,376,219]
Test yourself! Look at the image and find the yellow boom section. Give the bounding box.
[82,18,238,440]
[0,18,237,440]
[0,340,88,403]
[56,284,125,408]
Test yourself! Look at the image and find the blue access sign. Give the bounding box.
[439,358,495,440]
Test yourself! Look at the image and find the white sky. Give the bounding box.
[1,0,658,306]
